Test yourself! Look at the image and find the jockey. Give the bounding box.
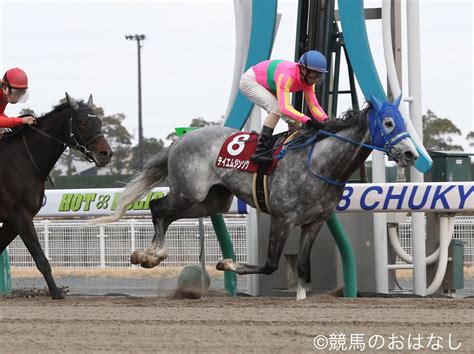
[0,68,36,129]
[240,50,329,164]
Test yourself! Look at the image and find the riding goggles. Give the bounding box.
[4,86,29,103]
[304,69,325,85]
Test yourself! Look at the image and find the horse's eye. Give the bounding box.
[80,119,88,126]
[384,119,394,128]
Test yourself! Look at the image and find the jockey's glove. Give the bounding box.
[305,118,325,131]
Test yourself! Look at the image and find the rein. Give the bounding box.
[275,108,408,186]
[275,131,361,186]
[22,134,55,186]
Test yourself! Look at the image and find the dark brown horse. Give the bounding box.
[0,93,112,299]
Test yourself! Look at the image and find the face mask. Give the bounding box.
[5,86,29,103]
[307,70,325,84]
[302,68,325,86]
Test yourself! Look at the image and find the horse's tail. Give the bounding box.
[91,147,170,224]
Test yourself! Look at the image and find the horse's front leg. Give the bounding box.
[11,213,64,300]
[296,220,324,300]
[217,218,291,275]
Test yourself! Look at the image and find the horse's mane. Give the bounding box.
[322,104,371,134]
[37,101,75,122]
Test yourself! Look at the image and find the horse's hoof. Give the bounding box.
[157,249,168,260]
[140,255,165,268]
[130,250,141,265]
[216,261,225,271]
[140,261,155,269]
[51,292,65,300]
[216,259,236,271]
[296,291,307,301]
[296,279,307,300]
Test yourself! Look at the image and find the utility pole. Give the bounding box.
[125,34,146,170]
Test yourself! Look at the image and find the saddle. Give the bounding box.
[215,130,300,213]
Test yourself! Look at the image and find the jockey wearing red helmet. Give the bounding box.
[0,68,36,128]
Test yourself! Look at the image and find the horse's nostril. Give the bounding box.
[100,151,111,158]
[404,151,414,160]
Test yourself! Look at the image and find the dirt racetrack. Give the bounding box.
[0,294,472,353]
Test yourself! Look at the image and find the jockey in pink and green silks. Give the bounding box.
[239,50,329,164]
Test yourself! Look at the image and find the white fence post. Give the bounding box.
[198,218,207,293]
[98,225,107,267]
[43,219,50,261]
[130,219,136,268]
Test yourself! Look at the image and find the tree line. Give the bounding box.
[19,100,222,176]
[19,100,472,177]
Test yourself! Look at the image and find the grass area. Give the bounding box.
[11,266,224,279]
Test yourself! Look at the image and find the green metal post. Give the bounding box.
[211,214,237,297]
[0,249,12,296]
[326,214,357,297]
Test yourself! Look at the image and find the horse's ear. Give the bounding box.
[393,94,402,108]
[65,92,79,111]
[87,94,94,108]
[369,93,383,112]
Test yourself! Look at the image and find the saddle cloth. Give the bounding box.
[215,132,284,174]
[215,131,298,214]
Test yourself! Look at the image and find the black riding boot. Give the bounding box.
[251,126,274,165]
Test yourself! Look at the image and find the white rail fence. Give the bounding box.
[8,216,248,268]
[7,216,473,268]
[397,216,473,266]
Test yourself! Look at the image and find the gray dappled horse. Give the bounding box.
[95,96,418,299]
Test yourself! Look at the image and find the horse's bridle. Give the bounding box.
[368,107,410,157]
[23,108,103,182]
[27,108,104,162]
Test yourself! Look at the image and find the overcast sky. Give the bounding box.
[1,0,472,151]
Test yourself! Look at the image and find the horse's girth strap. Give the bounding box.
[250,131,298,214]
[252,173,260,211]
[263,175,270,210]
[252,165,270,214]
